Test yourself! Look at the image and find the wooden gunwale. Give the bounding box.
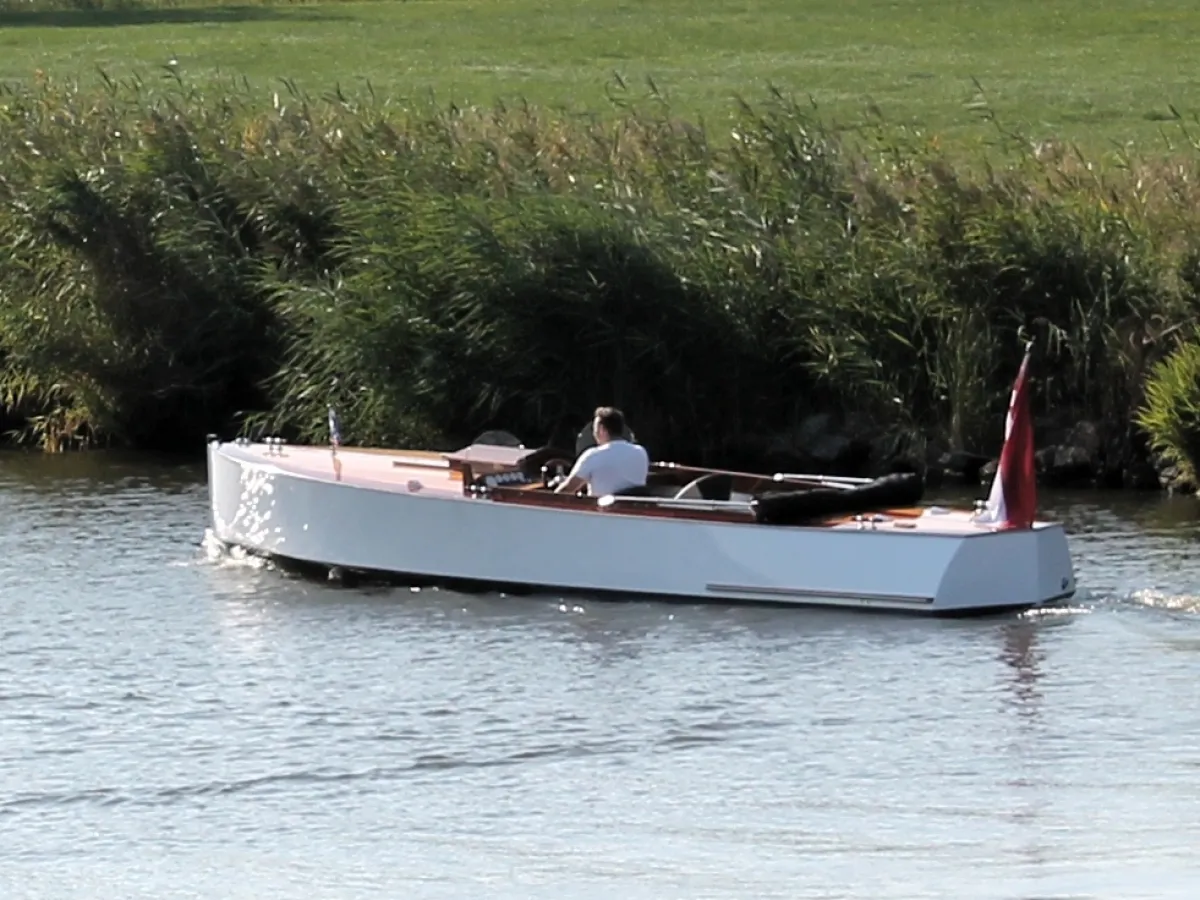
[484,484,933,528]
[486,484,755,523]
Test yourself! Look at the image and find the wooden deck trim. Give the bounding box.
[481,484,989,536]
[486,485,755,523]
[390,454,454,471]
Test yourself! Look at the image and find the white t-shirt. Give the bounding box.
[568,439,649,496]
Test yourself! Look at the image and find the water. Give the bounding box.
[2,451,1200,899]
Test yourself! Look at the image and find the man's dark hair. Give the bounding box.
[593,406,626,437]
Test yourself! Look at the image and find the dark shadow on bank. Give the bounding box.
[0,3,346,28]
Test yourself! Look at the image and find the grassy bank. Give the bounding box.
[2,0,1200,485]
[2,0,1199,155]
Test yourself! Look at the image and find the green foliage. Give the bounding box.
[1,71,1200,477]
[0,73,324,449]
[1136,330,1200,487]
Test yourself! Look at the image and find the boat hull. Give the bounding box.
[205,441,1076,616]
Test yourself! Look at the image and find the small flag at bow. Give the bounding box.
[976,340,1037,530]
[328,406,342,450]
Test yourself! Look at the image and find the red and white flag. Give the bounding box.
[976,341,1037,529]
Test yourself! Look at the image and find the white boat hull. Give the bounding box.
[205,440,1076,615]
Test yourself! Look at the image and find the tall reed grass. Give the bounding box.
[1,71,1198,482]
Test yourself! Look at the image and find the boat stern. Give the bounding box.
[931,520,1075,614]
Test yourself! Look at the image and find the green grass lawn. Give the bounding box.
[1,0,1199,155]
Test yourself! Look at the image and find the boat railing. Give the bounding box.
[650,461,874,491]
[770,473,874,488]
[596,494,754,512]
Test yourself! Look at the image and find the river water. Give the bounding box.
[1,450,1199,899]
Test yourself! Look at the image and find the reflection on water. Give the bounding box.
[1,451,1200,899]
[999,619,1043,718]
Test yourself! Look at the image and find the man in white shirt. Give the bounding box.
[554,406,649,497]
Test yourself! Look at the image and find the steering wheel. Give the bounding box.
[539,457,573,489]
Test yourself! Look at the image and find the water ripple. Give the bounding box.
[2,462,1200,897]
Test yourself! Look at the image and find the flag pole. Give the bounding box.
[328,406,342,456]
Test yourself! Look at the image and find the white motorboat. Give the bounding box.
[204,348,1076,615]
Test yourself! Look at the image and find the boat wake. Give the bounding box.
[1018,603,1092,620]
[1102,589,1200,652]
[199,527,270,571]
[1126,588,1200,615]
